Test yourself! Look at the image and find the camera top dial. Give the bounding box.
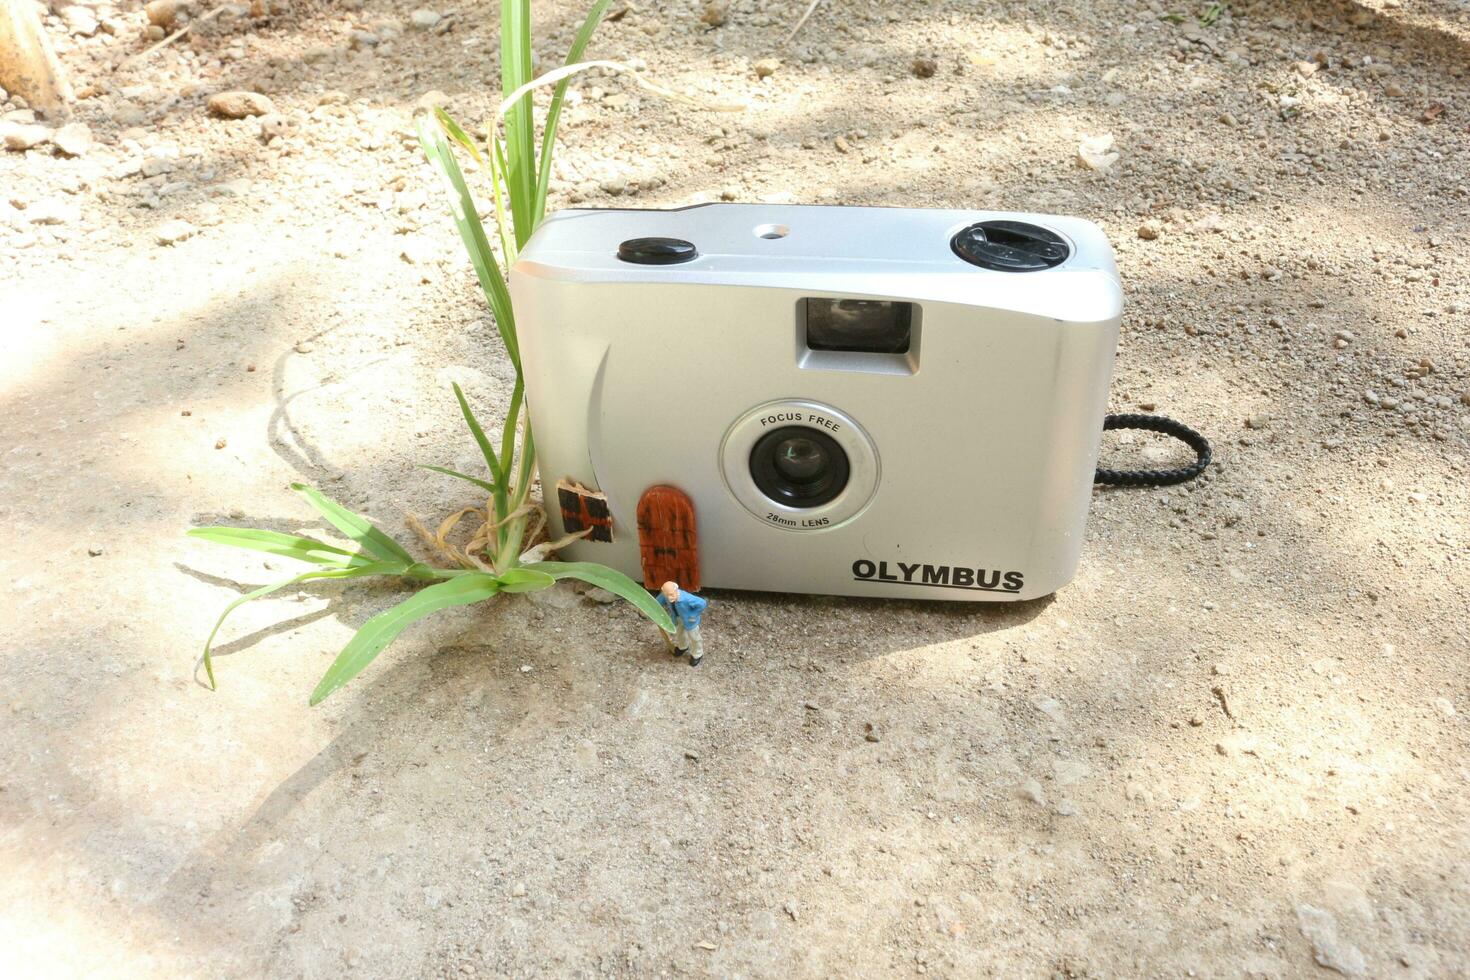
[950,220,1070,272]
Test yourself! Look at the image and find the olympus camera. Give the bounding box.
[509,203,1122,601]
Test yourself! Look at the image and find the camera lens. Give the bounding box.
[750,426,849,508]
[773,436,826,483]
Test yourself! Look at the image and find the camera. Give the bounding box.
[510,203,1121,601]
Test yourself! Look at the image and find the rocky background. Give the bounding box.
[1,0,1467,976]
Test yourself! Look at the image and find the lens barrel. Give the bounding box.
[749,426,850,508]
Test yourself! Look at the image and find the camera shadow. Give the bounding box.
[696,586,1053,668]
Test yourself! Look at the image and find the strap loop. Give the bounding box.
[1095,414,1212,487]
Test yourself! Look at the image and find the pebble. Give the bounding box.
[1076,134,1118,171]
[1137,219,1162,240]
[155,219,197,245]
[146,0,181,29]
[1296,904,1367,977]
[700,1,728,27]
[511,882,526,897]
[863,723,880,742]
[207,91,276,119]
[62,5,99,36]
[257,113,292,142]
[582,586,618,603]
[88,546,104,557]
[1017,778,1046,805]
[27,199,79,225]
[1,123,51,151]
[753,58,781,79]
[53,123,94,157]
[911,57,938,79]
[409,9,441,30]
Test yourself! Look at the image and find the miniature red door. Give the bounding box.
[636,485,700,591]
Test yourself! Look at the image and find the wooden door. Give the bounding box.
[636,485,700,591]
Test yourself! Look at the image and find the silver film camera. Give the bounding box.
[510,203,1124,601]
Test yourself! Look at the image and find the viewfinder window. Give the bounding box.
[804,298,913,354]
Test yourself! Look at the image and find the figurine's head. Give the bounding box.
[660,581,680,602]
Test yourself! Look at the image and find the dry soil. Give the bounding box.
[2,0,1468,977]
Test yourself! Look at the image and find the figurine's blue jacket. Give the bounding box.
[658,591,707,630]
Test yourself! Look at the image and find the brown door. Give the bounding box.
[636,485,700,591]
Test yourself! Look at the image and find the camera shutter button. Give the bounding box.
[617,237,698,264]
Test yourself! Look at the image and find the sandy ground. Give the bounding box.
[3,0,1469,976]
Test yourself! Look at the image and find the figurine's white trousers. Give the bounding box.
[674,623,704,660]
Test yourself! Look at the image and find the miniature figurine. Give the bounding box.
[657,581,708,667]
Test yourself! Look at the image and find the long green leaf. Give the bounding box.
[309,573,503,705]
[527,561,674,632]
[435,107,516,263]
[187,527,370,566]
[433,106,484,165]
[290,483,416,565]
[200,562,406,690]
[499,379,523,484]
[496,566,556,593]
[418,464,497,494]
[451,383,504,482]
[500,0,536,245]
[417,116,521,368]
[534,0,609,220]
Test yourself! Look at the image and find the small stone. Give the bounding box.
[207,91,276,119]
[863,723,880,742]
[1189,715,1204,727]
[27,199,79,225]
[1296,904,1367,977]
[1137,219,1162,240]
[1295,60,1319,78]
[582,586,618,604]
[834,136,851,154]
[700,1,727,27]
[1244,415,1269,430]
[1076,133,1119,171]
[1017,778,1046,805]
[143,24,166,41]
[52,122,93,156]
[88,546,104,557]
[1213,662,1232,675]
[155,219,197,245]
[293,341,313,354]
[911,57,938,78]
[510,882,526,897]
[1218,111,1238,126]
[349,30,379,49]
[257,113,291,141]
[146,0,181,29]
[215,438,227,449]
[1434,697,1455,717]
[684,749,699,761]
[1,122,51,151]
[409,8,441,30]
[62,5,99,36]
[753,57,781,79]
[1460,391,1470,407]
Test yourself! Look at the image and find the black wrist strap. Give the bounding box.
[1095,414,1212,487]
